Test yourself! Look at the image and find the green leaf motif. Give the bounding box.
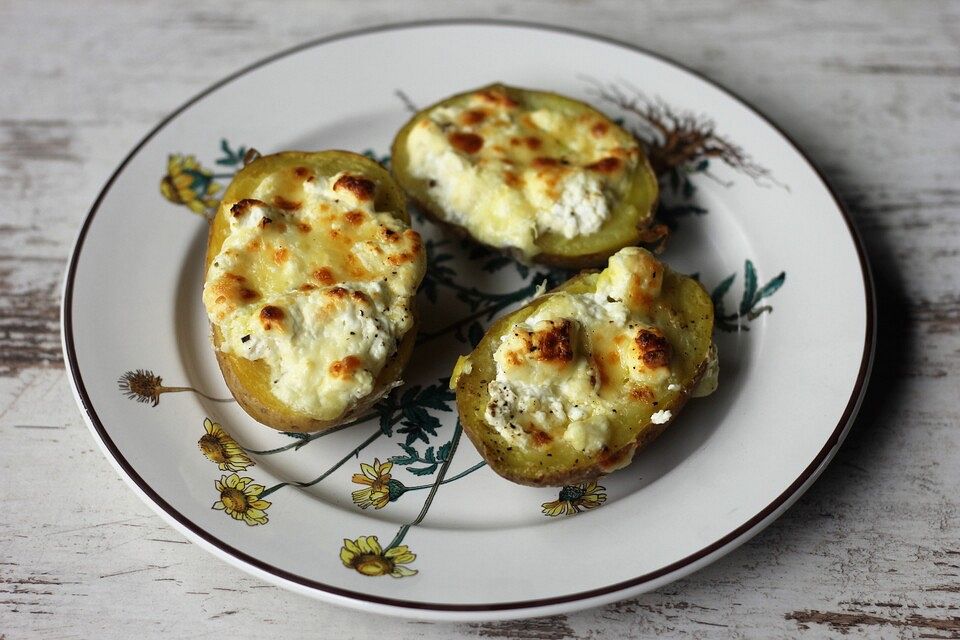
[711,273,736,305]
[399,407,440,445]
[361,148,391,168]
[759,272,786,300]
[389,439,455,476]
[739,260,758,316]
[215,139,248,167]
[711,260,787,332]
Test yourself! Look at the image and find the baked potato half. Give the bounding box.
[203,151,426,433]
[391,84,661,268]
[451,247,717,486]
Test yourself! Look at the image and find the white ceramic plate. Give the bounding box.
[63,21,873,621]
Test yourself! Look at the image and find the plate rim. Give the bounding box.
[61,18,876,618]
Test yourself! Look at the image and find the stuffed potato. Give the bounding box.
[391,84,661,268]
[203,151,426,432]
[451,247,717,486]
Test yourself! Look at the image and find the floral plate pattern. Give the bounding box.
[63,21,872,621]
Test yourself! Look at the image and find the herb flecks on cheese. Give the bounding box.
[203,169,423,420]
[404,86,640,258]
[484,247,703,454]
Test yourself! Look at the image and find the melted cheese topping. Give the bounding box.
[405,86,640,258]
[485,247,705,454]
[203,170,424,420]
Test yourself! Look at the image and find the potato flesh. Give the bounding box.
[391,84,659,265]
[455,268,714,486]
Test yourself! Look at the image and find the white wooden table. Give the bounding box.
[2,1,958,637]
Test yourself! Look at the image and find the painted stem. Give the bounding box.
[404,461,486,491]
[417,281,542,344]
[258,428,382,499]
[242,413,377,456]
[385,420,464,550]
[417,305,500,344]
[158,386,234,402]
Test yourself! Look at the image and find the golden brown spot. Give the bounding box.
[272,195,301,211]
[476,88,518,108]
[213,274,259,304]
[333,174,376,201]
[273,247,288,265]
[326,287,348,299]
[530,429,553,447]
[345,210,366,225]
[448,132,484,154]
[259,305,285,330]
[510,137,521,147]
[297,222,312,233]
[313,267,335,285]
[532,156,561,168]
[258,217,273,229]
[293,166,314,180]
[230,198,265,217]
[524,136,542,150]
[591,122,609,137]
[530,320,574,364]
[381,226,400,243]
[328,228,341,240]
[606,350,620,366]
[635,328,671,368]
[503,171,523,188]
[247,239,261,251]
[386,230,423,266]
[586,157,622,173]
[630,385,655,402]
[460,109,488,125]
[329,355,362,378]
[387,253,414,266]
[351,290,370,303]
[298,283,316,292]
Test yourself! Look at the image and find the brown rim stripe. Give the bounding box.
[61,19,875,614]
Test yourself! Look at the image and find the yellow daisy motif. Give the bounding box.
[340,536,417,578]
[160,154,221,214]
[199,418,253,471]
[213,474,271,526]
[541,481,607,517]
[351,459,394,510]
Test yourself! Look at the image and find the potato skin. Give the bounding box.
[453,270,714,487]
[391,83,660,269]
[205,151,423,433]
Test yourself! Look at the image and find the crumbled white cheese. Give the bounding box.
[650,409,672,424]
[667,383,680,391]
[536,171,609,238]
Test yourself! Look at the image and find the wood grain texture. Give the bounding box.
[1,0,957,637]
